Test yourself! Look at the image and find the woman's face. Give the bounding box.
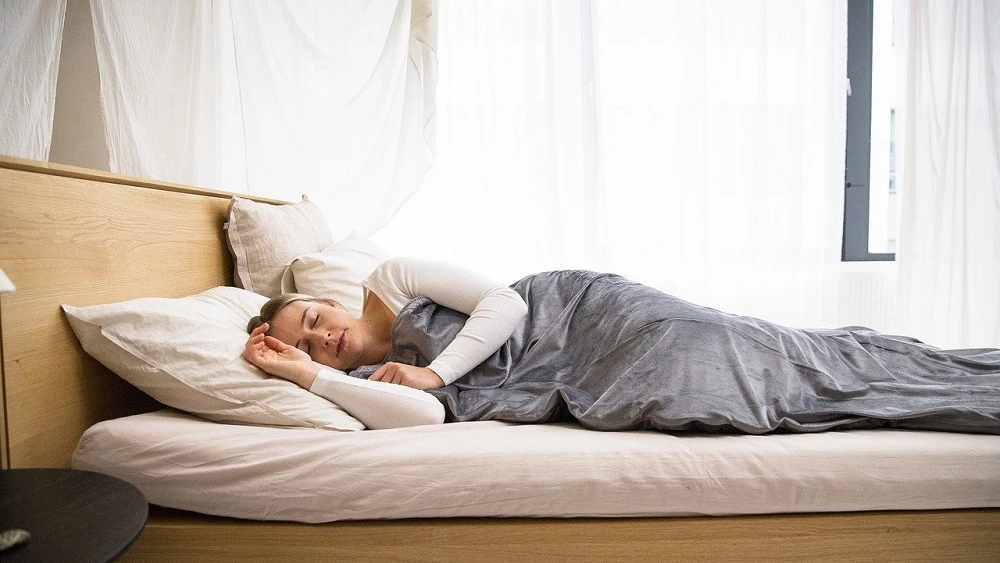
[267,299,362,371]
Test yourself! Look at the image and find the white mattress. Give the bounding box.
[72,409,1000,523]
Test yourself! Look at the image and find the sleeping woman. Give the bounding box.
[243,258,1000,434]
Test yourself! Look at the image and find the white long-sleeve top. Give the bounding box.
[309,368,446,429]
[361,257,527,385]
[307,258,528,429]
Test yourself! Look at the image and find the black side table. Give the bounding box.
[0,468,147,563]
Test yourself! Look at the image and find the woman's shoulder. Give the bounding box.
[366,256,425,287]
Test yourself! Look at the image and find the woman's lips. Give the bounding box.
[336,332,345,356]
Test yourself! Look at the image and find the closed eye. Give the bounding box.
[302,314,319,355]
[297,308,319,354]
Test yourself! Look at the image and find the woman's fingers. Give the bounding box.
[262,335,287,351]
[245,326,266,346]
[245,324,267,346]
[244,325,287,360]
[244,340,268,359]
[369,363,443,389]
[369,363,398,384]
[244,324,279,366]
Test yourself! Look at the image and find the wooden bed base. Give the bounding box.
[129,507,1000,563]
[1,156,998,562]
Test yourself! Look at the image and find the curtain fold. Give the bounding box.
[894,0,1000,347]
[89,0,436,238]
[89,0,227,189]
[375,0,848,327]
[228,0,436,236]
[0,0,67,160]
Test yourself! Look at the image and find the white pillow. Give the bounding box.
[280,237,389,316]
[225,196,337,298]
[63,287,364,431]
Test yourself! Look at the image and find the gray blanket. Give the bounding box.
[352,270,1000,434]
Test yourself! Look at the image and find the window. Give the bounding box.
[843,0,898,261]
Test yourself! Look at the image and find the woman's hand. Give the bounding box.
[243,323,319,389]
[369,363,445,390]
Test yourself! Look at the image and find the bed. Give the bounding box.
[1,155,998,562]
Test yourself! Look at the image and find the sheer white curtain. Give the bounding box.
[376,1,606,280]
[0,0,67,160]
[89,1,229,188]
[227,1,436,235]
[375,0,847,326]
[894,0,1000,347]
[89,0,436,237]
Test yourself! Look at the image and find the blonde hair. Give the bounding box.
[246,293,342,334]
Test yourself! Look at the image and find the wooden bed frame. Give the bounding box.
[1,155,997,562]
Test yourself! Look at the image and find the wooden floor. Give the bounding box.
[119,508,1000,563]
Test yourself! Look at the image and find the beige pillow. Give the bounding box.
[280,237,389,316]
[225,196,335,297]
[63,287,364,431]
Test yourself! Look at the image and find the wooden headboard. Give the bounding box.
[0,156,283,468]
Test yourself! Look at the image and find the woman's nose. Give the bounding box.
[323,331,332,346]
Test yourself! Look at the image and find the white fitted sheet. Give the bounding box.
[72,409,1000,523]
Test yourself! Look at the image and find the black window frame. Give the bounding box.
[842,0,895,262]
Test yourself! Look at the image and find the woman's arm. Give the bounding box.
[309,368,445,429]
[364,257,528,386]
[243,324,444,429]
